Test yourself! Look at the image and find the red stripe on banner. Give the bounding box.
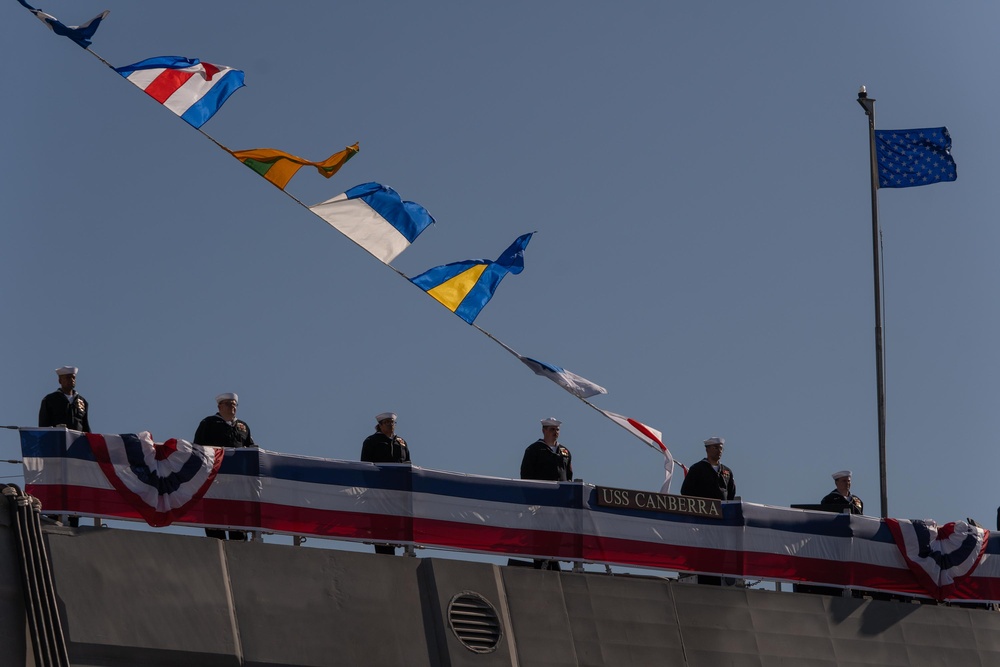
[143,69,195,103]
[585,534,929,594]
[259,503,410,543]
[28,484,153,521]
[24,482,1000,602]
[412,518,581,559]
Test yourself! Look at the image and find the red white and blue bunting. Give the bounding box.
[19,428,999,602]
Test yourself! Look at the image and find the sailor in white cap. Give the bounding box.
[520,417,574,571]
[521,417,573,482]
[194,393,255,450]
[680,436,736,501]
[361,412,410,465]
[38,365,91,433]
[38,365,90,527]
[821,470,863,515]
[194,392,256,541]
[360,411,411,555]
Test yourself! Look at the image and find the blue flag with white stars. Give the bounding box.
[875,127,957,189]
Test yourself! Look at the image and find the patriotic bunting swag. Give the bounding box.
[20,428,1000,603]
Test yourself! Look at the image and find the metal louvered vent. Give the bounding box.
[447,591,503,654]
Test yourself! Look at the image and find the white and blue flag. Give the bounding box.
[309,182,435,264]
[17,0,109,49]
[517,355,608,398]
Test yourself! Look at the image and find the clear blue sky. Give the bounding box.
[3,1,999,543]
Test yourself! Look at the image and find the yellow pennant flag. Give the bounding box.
[230,143,359,190]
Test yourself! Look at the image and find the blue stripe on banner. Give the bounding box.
[18,429,61,458]
[412,469,580,507]
[179,69,246,129]
[259,452,411,491]
[217,447,260,476]
[742,502,899,543]
[259,456,574,504]
[345,182,433,243]
[68,433,97,461]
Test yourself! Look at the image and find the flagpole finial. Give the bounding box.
[856,86,875,116]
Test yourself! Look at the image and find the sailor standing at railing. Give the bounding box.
[38,365,90,527]
[195,393,256,450]
[520,417,574,571]
[821,470,863,515]
[38,365,90,433]
[680,437,736,501]
[361,412,410,465]
[520,417,573,482]
[194,392,256,541]
[361,412,411,555]
[680,436,738,586]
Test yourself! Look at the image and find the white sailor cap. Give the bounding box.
[703,436,725,446]
[376,412,397,423]
[832,470,852,480]
[215,393,238,405]
[55,366,78,376]
[541,417,562,427]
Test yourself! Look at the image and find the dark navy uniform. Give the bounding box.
[821,491,863,515]
[39,389,90,526]
[38,391,90,432]
[361,428,410,554]
[680,459,736,501]
[194,413,255,541]
[521,438,573,570]
[520,440,573,482]
[361,432,410,463]
[194,414,256,449]
[681,457,737,586]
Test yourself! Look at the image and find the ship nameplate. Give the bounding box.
[595,486,723,519]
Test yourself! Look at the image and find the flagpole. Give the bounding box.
[856,86,888,519]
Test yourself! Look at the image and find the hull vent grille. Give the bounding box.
[447,591,503,654]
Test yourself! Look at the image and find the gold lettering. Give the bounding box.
[598,489,723,519]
